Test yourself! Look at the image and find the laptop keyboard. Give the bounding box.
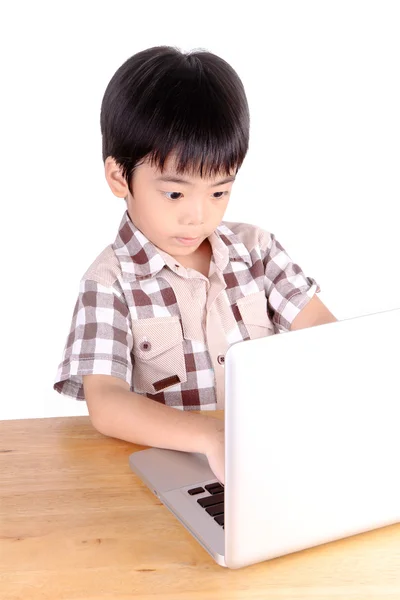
[187,481,225,529]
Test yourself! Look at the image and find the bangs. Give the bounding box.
[143,137,241,180]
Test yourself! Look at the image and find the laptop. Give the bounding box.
[129,306,400,569]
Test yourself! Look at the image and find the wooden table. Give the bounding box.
[1,414,400,600]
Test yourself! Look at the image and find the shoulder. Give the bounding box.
[81,244,122,287]
[76,245,128,317]
[220,220,273,254]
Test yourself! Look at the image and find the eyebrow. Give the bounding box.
[155,174,236,187]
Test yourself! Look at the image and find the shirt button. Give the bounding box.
[140,340,151,351]
[217,354,225,365]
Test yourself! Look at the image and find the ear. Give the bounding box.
[104,157,129,198]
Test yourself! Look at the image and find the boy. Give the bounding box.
[54,46,337,484]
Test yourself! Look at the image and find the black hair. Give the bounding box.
[100,45,250,195]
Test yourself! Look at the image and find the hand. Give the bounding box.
[204,421,225,485]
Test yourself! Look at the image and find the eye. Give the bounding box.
[163,191,182,201]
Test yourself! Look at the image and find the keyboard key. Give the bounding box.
[214,514,224,527]
[205,503,224,517]
[187,486,205,496]
[204,483,224,495]
[197,492,224,508]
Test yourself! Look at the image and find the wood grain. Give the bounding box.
[1,414,399,600]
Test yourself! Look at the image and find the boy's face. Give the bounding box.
[105,153,236,259]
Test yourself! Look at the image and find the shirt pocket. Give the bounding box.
[236,290,275,340]
[131,315,188,394]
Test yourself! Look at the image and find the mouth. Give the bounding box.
[175,236,202,246]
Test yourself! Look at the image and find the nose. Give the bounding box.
[181,198,206,226]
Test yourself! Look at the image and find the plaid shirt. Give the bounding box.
[54,210,320,410]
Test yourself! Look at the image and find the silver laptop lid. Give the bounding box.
[224,307,400,569]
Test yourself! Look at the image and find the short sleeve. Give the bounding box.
[53,279,133,400]
[262,233,321,333]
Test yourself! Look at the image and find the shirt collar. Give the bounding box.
[113,210,252,283]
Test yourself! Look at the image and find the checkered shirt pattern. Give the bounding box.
[54,210,321,410]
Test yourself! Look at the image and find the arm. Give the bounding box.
[83,374,222,455]
[290,294,337,331]
[261,230,336,333]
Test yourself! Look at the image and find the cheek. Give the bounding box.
[141,196,164,218]
[215,197,230,214]
[145,200,174,229]
[132,196,163,229]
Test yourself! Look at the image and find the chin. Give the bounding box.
[174,245,198,253]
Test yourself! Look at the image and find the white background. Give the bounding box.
[1,1,399,420]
